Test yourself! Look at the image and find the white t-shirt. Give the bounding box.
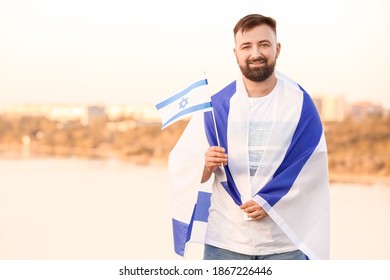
[248,97,273,184]
[205,79,297,255]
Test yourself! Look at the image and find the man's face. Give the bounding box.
[234,24,280,82]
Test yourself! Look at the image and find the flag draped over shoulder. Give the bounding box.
[155,79,212,129]
[168,72,330,259]
[168,111,212,257]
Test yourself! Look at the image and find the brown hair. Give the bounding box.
[233,14,277,38]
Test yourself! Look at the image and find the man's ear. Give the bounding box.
[276,42,281,58]
[233,48,238,63]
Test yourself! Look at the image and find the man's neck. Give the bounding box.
[243,73,277,98]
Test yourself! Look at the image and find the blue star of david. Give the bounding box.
[179,97,189,109]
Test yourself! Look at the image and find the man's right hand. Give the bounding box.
[201,146,228,183]
[205,146,228,172]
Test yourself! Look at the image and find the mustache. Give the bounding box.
[247,57,268,64]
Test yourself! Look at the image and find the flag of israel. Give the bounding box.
[155,79,212,129]
[168,72,330,259]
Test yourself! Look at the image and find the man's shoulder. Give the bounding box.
[276,71,310,96]
[276,71,299,87]
[212,80,237,99]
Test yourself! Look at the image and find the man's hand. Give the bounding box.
[201,146,228,183]
[240,200,268,221]
[205,146,228,172]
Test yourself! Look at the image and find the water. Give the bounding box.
[0,157,389,260]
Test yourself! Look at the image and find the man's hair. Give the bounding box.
[233,14,277,38]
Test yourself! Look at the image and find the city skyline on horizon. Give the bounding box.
[0,91,388,110]
[2,94,387,125]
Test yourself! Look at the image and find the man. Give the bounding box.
[169,14,329,260]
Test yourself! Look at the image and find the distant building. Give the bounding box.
[105,104,160,122]
[349,102,384,120]
[81,106,106,125]
[104,105,136,120]
[312,95,346,122]
[312,97,322,116]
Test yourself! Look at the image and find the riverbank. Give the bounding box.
[1,116,389,179]
[1,145,389,186]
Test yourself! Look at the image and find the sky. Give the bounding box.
[0,0,390,110]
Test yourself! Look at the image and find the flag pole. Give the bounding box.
[203,71,221,148]
[204,72,224,170]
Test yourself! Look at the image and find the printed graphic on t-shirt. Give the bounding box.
[248,121,273,178]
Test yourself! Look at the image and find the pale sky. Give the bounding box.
[1,0,389,110]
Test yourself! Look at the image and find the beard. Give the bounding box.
[239,56,276,82]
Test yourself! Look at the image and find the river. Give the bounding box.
[0,157,389,259]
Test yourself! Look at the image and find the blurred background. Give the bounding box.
[0,0,389,259]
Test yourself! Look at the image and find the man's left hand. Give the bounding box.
[240,200,268,221]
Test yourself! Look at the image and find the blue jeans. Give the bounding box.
[203,244,307,260]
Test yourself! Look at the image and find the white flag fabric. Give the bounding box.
[155,79,212,129]
[168,72,330,259]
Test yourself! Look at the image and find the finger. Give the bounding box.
[208,155,227,161]
[240,203,249,210]
[244,205,259,213]
[253,211,268,220]
[206,159,228,171]
[249,210,266,219]
[240,201,256,209]
[207,156,227,164]
[207,151,228,159]
[251,215,264,221]
[206,155,228,164]
[208,149,227,158]
[246,212,260,220]
[209,146,226,153]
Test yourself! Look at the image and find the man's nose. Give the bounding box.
[250,47,262,59]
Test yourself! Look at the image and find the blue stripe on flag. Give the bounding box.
[162,102,212,128]
[172,191,211,256]
[155,79,208,110]
[204,81,242,206]
[193,191,211,222]
[257,87,323,206]
[172,218,189,256]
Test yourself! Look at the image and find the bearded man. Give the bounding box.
[169,14,330,260]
